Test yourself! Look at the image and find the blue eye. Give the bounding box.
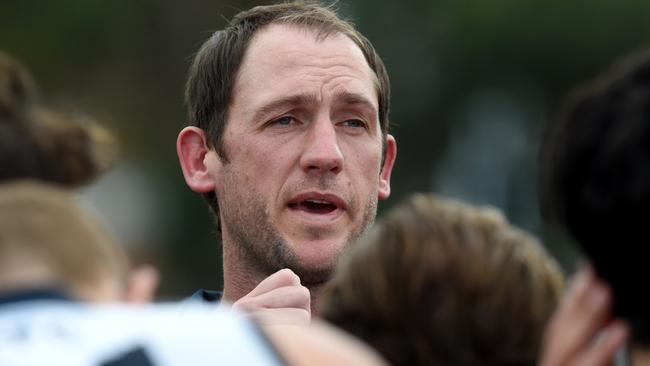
[273,116,294,126]
[341,119,366,128]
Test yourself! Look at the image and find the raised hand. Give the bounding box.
[539,265,629,366]
[231,268,311,327]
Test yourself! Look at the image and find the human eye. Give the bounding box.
[340,119,367,129]
[269,115,297,127]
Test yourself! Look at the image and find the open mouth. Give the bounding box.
[287,193,346,216]
[289,199,338,214]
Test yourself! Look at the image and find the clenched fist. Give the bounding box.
[231,268,311,327]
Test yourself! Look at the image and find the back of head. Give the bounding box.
[0,50,125,301]
[0,50,116,187]
[0,181,127,301]
[541,50,650,344]
[321,193,564,366]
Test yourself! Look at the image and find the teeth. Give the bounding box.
[305,199,330,205]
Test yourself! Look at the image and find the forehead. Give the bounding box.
[232,23,378,108]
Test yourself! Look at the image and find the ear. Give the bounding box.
[123,265,159,304]
[378,134,396,200]
[177,126,218,193]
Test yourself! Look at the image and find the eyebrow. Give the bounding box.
[252,91,378,123]
[335,91,377,116]
[337,91,376,108]
[253,94,320,123]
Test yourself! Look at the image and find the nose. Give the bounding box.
[299,117,343,175]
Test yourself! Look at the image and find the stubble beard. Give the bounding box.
[220,185,378,288]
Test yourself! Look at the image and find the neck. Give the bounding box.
[221,255,265,303]
[220,239,325,316]
[220,231,261,302]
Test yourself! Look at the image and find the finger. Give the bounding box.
[573,321,630,366]
[233,285,311,312]
[563,277,612,352]
[251,308,311,327]
[541,266,611,366]
[569,265,596,305]
[541,266,593,365]
[548,281,612,365]
[557,265,596,320]
[545,265,594,335]
[247,268,301,297]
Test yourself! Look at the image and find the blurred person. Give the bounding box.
[320,193,565,366]
[0,50,387,366]
[538,51,650,365]
[0,50,116,186]
[0,49,150,300]
[0,49,146,301]
[176,1,397,321]
[0,181,154,303]
[0,181,386,366]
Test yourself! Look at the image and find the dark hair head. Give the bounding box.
[184,1,390,230]
[541,50,650,344]
[0,50,117,186]
[321,193,564,366]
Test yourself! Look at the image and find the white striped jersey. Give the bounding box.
[0,296,285,366]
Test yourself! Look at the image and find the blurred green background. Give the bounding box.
[2,0,649,298]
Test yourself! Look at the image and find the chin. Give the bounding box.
[295,233,346,255]
[288,240,341,267]
[296,251,339,269]
[289,258,337,287]
[279,232,354,281]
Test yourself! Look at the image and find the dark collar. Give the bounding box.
[0,287,71,306]
[190,289,223,303]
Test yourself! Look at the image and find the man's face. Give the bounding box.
[206,24,395,285]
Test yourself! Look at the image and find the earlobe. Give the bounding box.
[177,126,218,193]
[378,134,396,200]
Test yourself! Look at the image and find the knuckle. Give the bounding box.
[277,268,300,284]
[298,285,310,298]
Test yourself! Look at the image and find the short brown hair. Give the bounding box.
[321,193,564,366]
[185,1,390,229]
[0,181,128,299]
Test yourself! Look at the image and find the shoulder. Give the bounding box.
[264,320,388,366]
[0,302,284,366]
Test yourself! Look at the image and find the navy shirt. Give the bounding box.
[190,289,222,303]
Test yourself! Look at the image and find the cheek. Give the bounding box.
[230,139,294,188]
[347,150,383,196]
